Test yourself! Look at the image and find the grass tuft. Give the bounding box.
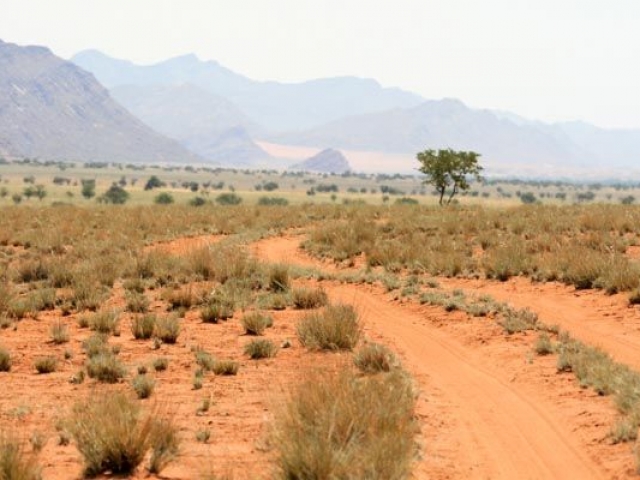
[297,303,361,350]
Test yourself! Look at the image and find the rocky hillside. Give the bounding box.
[289,148,351,173]
[0,40,199,163]
[110,84,268,165]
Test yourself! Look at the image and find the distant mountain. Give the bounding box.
[0,40,199,163]
[290,148,351,173]
[110,84,268,165]
[271,99,591,166]
[71,50,424,131]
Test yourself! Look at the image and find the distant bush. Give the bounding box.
[395,197,419,205]
[154,192,174,205]
[216,193,242,205]
[519,192,537,204]
[258,196,289,206]
[188,196,206,207]
[144,175,166,190]
[99,184,130,204]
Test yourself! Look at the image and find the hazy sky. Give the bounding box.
[1,0,639,129]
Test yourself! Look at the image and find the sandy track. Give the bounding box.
[440,277,640,370]
[251,235,607,480]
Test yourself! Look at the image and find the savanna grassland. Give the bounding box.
[3,161,640,478]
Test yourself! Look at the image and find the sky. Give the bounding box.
[1,0,639,129]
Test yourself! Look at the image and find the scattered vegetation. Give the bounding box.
[244,339,278,359]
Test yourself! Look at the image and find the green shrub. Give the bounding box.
[291,287,328,309]
[297,303,361,350]
[241,311,273,336]
[215,193,242,205]
[258,196,289,206]
[82,333,110,358]
[354,342,397,373]
[66,391,178,477]
[154,192,174,205]
[244,339,278,359]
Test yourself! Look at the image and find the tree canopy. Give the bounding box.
[417,149,483,205]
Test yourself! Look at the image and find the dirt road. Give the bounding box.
[251,235,610,479]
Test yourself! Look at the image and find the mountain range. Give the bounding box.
[0,40,198,164]
[2,38,639,178]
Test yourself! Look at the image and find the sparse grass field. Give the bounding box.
[2,163,640,477]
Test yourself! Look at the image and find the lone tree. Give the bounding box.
[417,148,483,205]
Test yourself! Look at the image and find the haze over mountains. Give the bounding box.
[72,49,640,178]
[0,40,197,164]
[1,37,639,178]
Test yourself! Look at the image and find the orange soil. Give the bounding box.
[2,232,640,478]
[251,234,640,479]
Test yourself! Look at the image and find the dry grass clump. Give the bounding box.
[200,300,234,323]
[534,333,554,355]
[212,359,239,376]
[132,374,155,399]
[499,307,538,334]
[0,346,12,372]
[271,367,416,479]
[244,339,278,359]
[88,310,120,336]
[50,320,70,344]
[268,263,290,292]
[354,342,398,373]
[241,311,273,336]
[125,292,150,313]
[86,353,126,383]
[154,316,180,344]
[34,356,57,374]
[152,357,169,372]
[291,286,328,309]
[65,391,178,477]
[131,314,156,340]
[297,303,361,350]
[0,432,41,480]
[555,333,640,444]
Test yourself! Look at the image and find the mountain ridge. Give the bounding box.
[0,40,200,163]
